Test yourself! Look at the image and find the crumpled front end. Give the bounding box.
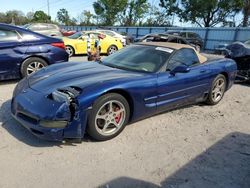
[11,81,87,141]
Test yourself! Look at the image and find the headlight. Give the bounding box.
[40,120,68,128]
[52,90,71,104]
[50,87,81,104]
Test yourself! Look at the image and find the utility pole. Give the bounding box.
[47,0,50,16]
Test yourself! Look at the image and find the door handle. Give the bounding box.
[200,70,207,73]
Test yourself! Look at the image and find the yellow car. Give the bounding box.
[63,31,123,57]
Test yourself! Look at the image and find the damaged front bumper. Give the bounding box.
[11,87,87,141]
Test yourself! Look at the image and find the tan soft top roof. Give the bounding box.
[137,42,207,64]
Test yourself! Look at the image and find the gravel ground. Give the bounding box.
[0,55,250,188]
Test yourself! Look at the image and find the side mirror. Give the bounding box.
[170,64,190,75]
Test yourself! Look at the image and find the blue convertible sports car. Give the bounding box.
[11,42,237,141]
[0,23,68,80]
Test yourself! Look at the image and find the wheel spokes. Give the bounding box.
[27,62,44,75]
[212,78,225,102]
[95,100,126,136]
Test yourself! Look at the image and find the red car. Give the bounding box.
[60,29,76,36]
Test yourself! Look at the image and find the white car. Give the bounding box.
[96,30,127,46]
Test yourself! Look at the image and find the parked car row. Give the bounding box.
[134,31,204,52]
[0,24,130,80]
[63,31,124,57]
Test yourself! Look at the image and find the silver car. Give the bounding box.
[23,23,62,37]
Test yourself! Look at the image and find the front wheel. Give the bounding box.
[206,74,227,105]
[87,93,130,141]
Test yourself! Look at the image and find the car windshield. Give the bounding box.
[101,45,172,73]
[68,32,82,39]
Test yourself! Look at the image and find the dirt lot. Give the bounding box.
[0,57,250,188]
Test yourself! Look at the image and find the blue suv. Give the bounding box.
[0,23,69,80]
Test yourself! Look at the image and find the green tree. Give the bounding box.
[69,17,78,26]
[5,10,28,25]
[33,10,51,22]
[0,12,7,23]
[93,0,128,25]
[160,0,243,27]
[26,12,34,21]
[119,0,149,26]
[242,0,250,27]
[79,10,94,25]
[57,8,70,25]
[144,5,172,26]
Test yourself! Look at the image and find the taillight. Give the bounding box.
[51,42,65,50]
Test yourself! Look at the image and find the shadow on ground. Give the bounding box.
[99,132,250,188]
[0,80,19,85]
[235,81,250,87]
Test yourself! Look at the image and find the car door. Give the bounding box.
[156,48,211,112]
[0,27,24,79]
[74,33,88,54]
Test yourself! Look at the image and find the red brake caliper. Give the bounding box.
[114,107,122,124]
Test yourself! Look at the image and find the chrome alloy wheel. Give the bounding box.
[95,100,126,136]
[212,78,225,102]
[108,46,117,55]
[27,62,45,75]
[65,46,74,56]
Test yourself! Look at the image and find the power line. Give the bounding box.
[47,0,50,16]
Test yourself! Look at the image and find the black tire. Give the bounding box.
[65,45,75,57]
[206,74,227,105]
[21,57,48,77]
[107,45,118,55]
[87,93,130,141]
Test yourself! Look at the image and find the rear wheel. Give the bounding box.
[87,93,130,141]
[21,57,48,77]
[65,45,75,57]
[206,74,226,105]
[107,45,118,55]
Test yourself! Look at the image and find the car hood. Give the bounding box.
[28,62,144,94]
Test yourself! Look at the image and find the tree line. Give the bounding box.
[0,0,250,27]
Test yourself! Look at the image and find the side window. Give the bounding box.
[0,29,19,42]
[180,32,186,38]
[178,39,187,44]
[168,37,178,43]
[144,36,154,42]
[188,32,197,38]
[168,48,200,70]
[104,31,115,37]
